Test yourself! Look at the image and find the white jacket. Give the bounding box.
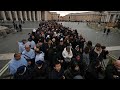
[62,47,73,62]
[35,52,45,62]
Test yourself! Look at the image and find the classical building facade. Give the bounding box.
[62,11,120,23]
[1,11,120,23]
[50,12,60,21]
[62,11,101,22]
[0,11,49,21]
[102,11,120,23]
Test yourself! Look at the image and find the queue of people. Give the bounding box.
[8,21,119,79]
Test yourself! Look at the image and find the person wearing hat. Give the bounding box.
[13,65,31,79]
[32,60,48,79]
[8,53,28,75]
[31,29,36,36]
[105,60,120,79]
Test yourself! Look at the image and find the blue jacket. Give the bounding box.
[22,49,35,59]
[8,57,27,75]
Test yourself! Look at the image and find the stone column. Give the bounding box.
[39,11,41,21]
[23,11,28,21]
[24,11,27,21]
[19,11,23,21]
[44,11,47,21]
[8,11,13,21]
[112,14,116,23]
[37,11,40,21]
[108,14,111,22]
[32,11,35,21]
[14,11,18,21]
[28,11,32,21]
[106,14,111,22]
[1,11,6,20]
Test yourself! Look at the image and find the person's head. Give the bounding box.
[48,39,52,44]
[76,54,80,61]
[52,38,56,42]
[32,29,36,33]
[60,38,64,45]
[31,35,35,39]
[25,45,31,52]
[54,61,61,72]
[95,43,101,51]
[14,53,21,60]
[28,38,32,42]
[22,39,26,44]
[114,60,120,70]
[101,46,106,50]
[84,46,90,54]
[36,60,44,69]
[66,46,71,52]
[38,39,43,46]
[35,48,41,54]
[16,65,27,75]
[70,35,73,39]
[71,61,80,71]
[87,41,92,46]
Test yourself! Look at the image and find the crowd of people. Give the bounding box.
[8,21,120,79]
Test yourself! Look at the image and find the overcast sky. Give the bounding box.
[50,11,92,16]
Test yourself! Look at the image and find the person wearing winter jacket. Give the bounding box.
[62,45,73,69]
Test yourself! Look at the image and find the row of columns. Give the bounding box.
[0,11,47,21]
[104,14,120,23]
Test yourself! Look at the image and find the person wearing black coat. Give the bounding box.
[48,61,65,79]
[13,65,32,79]
[84,60,103,79]
[32,60,49,79]
[101,46,109,59]
[72,45,82,58]
[56,39,65,60]
[89,43,104,63]
[64,61,83,79]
